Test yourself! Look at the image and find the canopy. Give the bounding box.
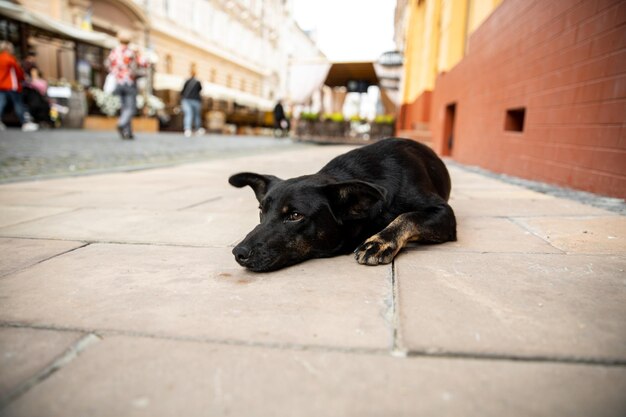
[0,1,117,48]
[324,62,380,88]
[287,61,331,104]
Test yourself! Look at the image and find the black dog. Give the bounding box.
[229,138,457,272]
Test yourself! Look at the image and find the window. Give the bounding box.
[165,54,173,74]
[505,108,526,132]
[443,103,456,156]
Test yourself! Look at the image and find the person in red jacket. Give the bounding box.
[0,41,38,131]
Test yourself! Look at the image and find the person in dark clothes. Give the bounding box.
[22,50,38,81]
[180,66,204,137]
[273,99,290,137]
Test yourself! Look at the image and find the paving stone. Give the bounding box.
[0,208,257,247]
[0,206,75,229]
[452,188,555,200]
[0,238,85,277]
[411,217,562,254]
[0,172,235,211]
[0,244,392,349]
[395,252,626,360]
[448,169,525,190]
[0,327,83,401]
[0,189,78,206]
[451,196,614,217]
[515,216,626,254]
[30,188,224,211]
[184,189,263,214]
[3,335,626,417]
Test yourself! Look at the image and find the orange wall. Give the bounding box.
[397,91,431,130]
[430,0,626,198]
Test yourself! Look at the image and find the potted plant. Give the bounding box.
[84,87,163,132]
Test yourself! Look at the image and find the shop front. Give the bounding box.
[0,1,116,128]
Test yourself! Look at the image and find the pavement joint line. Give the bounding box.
[0,242,91,279]
[0,332,101,409]
[176,196,224,211]
[0,236,234,249]
[0,235,619,257]
[405,349,626,367]
[389,261,405,356]
[3,322,624,368]
[505,217,567,254]
[0,207,84,231]
[0,235,617,258]
[0,321,387,357]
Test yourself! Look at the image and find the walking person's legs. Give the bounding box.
[0,91,7,130]
[182,99,192,137]
[1,91,37,131]
[117,84,136,139]
[192,99,204,135]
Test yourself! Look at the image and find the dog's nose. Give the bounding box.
[232,245,252,265]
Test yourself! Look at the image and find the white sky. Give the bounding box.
[292,0,397,62]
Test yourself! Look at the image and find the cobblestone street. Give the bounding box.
[0,129,307,182]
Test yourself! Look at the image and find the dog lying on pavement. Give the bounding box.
[229,138,457,272]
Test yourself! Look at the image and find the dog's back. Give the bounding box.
[319,137,451,206]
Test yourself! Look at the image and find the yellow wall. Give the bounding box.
[402,0,440,103]
[468,0,503,34]
[400,0,501,105]
[438,0,468,72]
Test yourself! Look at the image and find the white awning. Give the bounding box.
[153,73,273,111]
[288,61,331,104]
[0,0,117,48]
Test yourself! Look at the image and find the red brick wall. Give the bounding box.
[430,0,626,198]
[397,91,432,130]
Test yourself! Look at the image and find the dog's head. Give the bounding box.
[229,172,386,272]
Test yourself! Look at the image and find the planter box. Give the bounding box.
[370,122,395,139]
[84,116,159,132]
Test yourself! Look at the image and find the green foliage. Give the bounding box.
[300,112,319,121]
[374,114,396,124]
[322,112,344,122]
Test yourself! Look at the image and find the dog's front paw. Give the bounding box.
[355,235,398,265]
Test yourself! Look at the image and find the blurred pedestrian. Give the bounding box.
[23,68,52,126]
[0,41,38,131]
[180,65,204,137]
[22,50,38,81]
[273,99,290,137]
[28,67,47,96]
[105,30,148,140]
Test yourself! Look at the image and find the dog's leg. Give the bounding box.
[355,201,456,265]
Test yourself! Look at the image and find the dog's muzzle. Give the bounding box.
[232,245,252,267]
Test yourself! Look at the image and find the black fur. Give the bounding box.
[229,138,457,272]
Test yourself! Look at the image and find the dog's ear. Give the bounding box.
[322,181,387,222]
[229,172,282,202]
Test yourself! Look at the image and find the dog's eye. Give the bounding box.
[285,211,304,222]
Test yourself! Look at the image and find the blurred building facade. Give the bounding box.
[395,0,625,198]
[1,0,325,126]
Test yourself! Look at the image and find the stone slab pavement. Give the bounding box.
[0,142,624,416]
